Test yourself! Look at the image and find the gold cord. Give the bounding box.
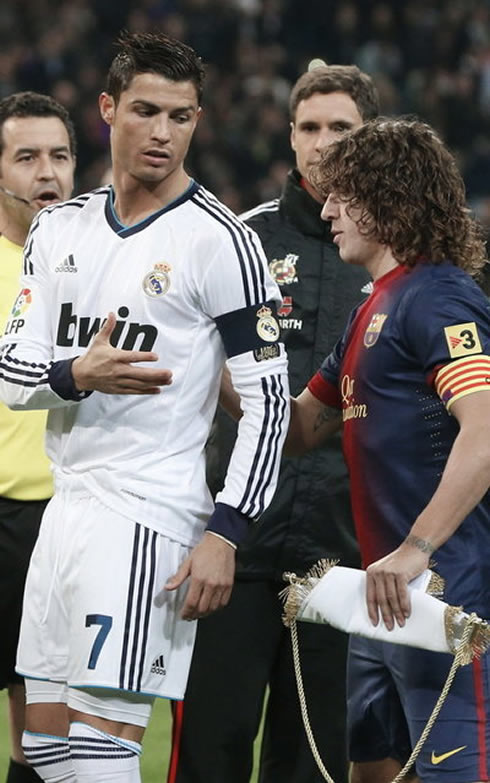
[289,614,480,782]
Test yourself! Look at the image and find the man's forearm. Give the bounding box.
[284,393,342,456]
[407,420,490,551]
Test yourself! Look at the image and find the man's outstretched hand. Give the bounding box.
[72,312,173,394]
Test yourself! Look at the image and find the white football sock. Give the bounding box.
[22,731,76,782]
[69,721,142,781]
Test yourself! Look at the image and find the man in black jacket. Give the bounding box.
[168,64,379,783]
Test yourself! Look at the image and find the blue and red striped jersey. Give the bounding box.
[309,261,490,617]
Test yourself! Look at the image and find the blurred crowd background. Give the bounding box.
[1,0,489,226]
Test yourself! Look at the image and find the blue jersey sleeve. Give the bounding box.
[400,272,490,375]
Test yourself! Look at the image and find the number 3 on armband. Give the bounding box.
[85,614,113,670]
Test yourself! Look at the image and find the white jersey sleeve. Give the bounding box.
[0,207,89,410]
[190,190,290,541]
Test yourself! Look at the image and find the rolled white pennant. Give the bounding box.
[281,562,490,664]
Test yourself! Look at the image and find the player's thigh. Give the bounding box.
[394,645,490,783]
[18,488,196,699]
[347,637,411,765]
[64,499,195,700]
[68,686,154,734]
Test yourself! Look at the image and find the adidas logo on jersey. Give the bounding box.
[150,654,166,676]
[56,303,158,351]
[55,254,78,273]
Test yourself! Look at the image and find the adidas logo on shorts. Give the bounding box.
[150,654,166,676]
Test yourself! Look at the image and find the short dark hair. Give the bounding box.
[107,31,206,105]
[289,65,379,122]
[0,91,76,157]
[312,117,487,276]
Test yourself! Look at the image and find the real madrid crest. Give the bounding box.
[364,313,387,348]
[256,305,280,343]
[143,263,172,297]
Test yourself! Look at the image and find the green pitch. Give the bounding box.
[0,690,261,781]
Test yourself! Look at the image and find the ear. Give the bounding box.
[290,121,296,152]
[99,92,115,126]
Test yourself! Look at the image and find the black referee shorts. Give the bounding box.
[0,495,49,688]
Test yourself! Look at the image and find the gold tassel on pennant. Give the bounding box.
[280,560,490,783]
[280,559,338,628]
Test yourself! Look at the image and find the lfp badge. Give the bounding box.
[256,305,280,343]
[143,263,172,297]
[364,313,387,348]
[11,288,32,317]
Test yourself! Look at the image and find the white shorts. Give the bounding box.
[17,484,196,700]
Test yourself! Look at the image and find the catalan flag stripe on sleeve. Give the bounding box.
[435,355,490,410]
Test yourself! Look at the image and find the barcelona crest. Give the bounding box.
[364,313,387,348]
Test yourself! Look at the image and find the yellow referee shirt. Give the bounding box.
[0,235,52,499]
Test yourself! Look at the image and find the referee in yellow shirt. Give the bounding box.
[0,92,76,783]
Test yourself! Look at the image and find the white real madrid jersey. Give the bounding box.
[0,183,289,546]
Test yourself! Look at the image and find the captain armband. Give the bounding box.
[435,354,490,411]
[214,301,281,361]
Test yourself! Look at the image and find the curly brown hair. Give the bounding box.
[312,117,487,277]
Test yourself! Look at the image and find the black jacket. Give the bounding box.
[208,169,371,580]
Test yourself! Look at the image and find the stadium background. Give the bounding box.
[0,0,489,779]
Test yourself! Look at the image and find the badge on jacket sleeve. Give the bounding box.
[269,254,298,285]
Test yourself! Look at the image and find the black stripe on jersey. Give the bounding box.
[194,187,267,305]
[236,374,288,518]
[192,188,267,307]
[254,375,288,515]
[127,525,149,690]
[0,358,49,379]
[23,191,103,275]
[0,346,50,387]
[236,375,272,516]
[119,524,141,689]
[119,523,158,692]
[214,300,279,358]
[136,530,157,691]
